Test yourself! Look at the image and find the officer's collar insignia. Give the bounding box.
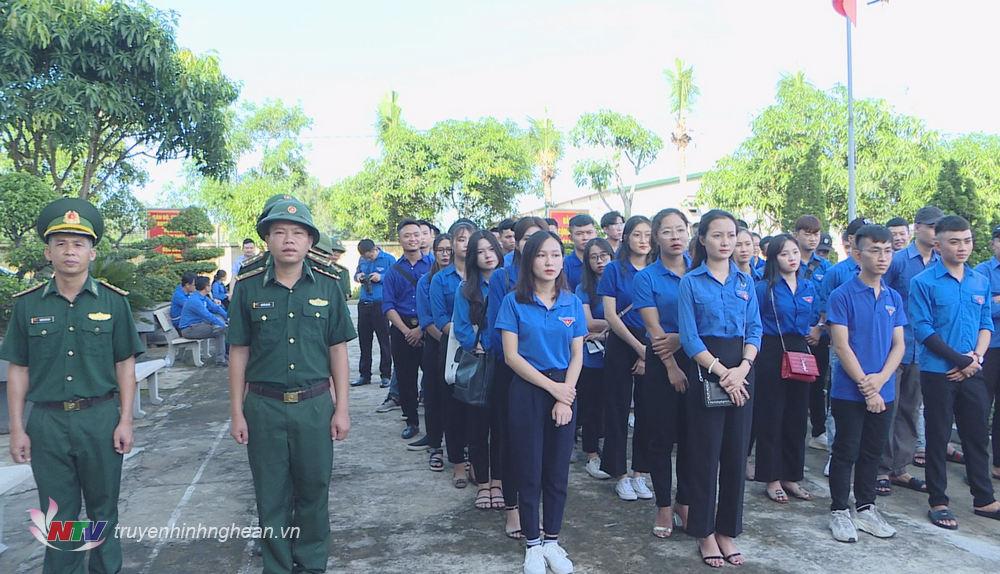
[309,298,329,307]
[252,301,275,309]
[885,305,896,316]
[64,210,81,224]
[30,316,55,324]
[88,312,112,321]
[559,316,576,327]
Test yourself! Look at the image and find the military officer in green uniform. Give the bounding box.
[1,198,144,574]
[328,238,352,301]
[236,194,338,281]
[228,199,355,574]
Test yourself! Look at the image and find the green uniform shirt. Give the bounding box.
[0,276,145,402]
[229,259,356,388]
[333,263,351,300]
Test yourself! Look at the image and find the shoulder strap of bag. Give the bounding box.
[769,285,812,356]
[392,262,419,287]
[617,303,633,318]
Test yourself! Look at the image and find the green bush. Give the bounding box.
[183,247,224,261]
[0,274,29,330]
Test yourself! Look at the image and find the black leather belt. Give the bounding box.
[37,392,116,412]
[248,381,329,403]
[541,369,567,382]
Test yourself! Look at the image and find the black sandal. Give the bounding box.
[724,553,744,566]
[928,508,959,530]
[875,478,892,496]
[946,449,965,464]
[428,449,444,472]
[889,475,927,493]
[505,507,524,540]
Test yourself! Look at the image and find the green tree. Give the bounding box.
[570,110,663,217]
[781,145,827,231]
[97,186,147,248]
[0,172,58,246]
[527,114,564,214]
[0,0,239,198]
[932,159,989,262]
[663,58,699,191]
[571,159,616,213]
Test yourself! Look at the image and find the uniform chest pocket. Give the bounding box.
[79,319,112,353]
[27,321,60,357]
[250,308,281,345]
[302,304,329,340]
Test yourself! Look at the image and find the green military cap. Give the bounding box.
[314,233,333,255]
[257,193,300,223]
[35,197,104,244]
[256,199,320,246]
[330,238,346,253]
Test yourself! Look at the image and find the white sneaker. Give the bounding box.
[824,456,831,477]
[808,433,828,450]
[585,457,611,479]
[542,542,574,574]
[631,476,653,500]
[615,477,638,501]
[523,545,546,574]
[829,509,858,543]
[854,506,896,538]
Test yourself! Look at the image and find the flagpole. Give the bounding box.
[846,17,857,221]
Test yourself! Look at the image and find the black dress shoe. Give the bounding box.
[401,425,420,440]
[351,378,371,387]
[407,435,430,451]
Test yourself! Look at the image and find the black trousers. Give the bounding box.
[808,339,831,438]
[508,373,576,541]
[920,371,996,508]
[644,346,691,508]
[422,334,449,449]
[493,359,518,507]
[829,398,892,511]
[599,329,648,477]
[439,334,468,464]
[752,335,810,483]
[684,337,753,539]
[390,324,422,427]
[983,348,1000,466]
[578,366,605,455]
[357,301,392,380]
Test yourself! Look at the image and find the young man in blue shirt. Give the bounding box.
[564,214,597,292]
[826,225,906,542]
[170,271,197,330]
[179,275,228,367]
[910,215,1000,528]
[600,211,625,254]
[383,219,432,439]
[352,239,396,387]
[794,215,833,451]
[973,225,1000,481]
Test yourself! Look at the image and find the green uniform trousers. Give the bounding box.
[27,399,123,574]
[244,391,334,574]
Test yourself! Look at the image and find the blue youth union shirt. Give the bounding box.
[415,273,434,330]
[356,250,397,303]
[632,258,684,337]
[677,261,763,358]
[884,243,939,363]
[486,262,519,357]
[908,262,994,373]
[974,257,1000,348]
[495,290,587,372]
[564,251,585,293]
[827,277,907,402]
[452,279,490,351]
[816,257,859,317]
[755,277,817,337]
[597,259,645,330]
[381,256,431,319]
[430,265,463,331]
[575,284,605,369]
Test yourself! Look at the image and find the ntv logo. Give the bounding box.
[28,498,108,551]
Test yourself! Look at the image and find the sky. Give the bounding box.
[139,0,1000,212]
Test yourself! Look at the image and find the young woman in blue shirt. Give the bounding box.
[212,269,229,309]
[598,215,655,501]
[452,230,506,512]
[496,231,587,574]
[633,208,691,538]
[416,233,452,473]
[752,234,817,503]
[678,209,762,568]
[575,237,613,480]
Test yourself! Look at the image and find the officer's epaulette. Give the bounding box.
[313,267,342,281]
[236,267,265,282]
[307,250,332,267]
[239,252,265,270]
[97,280,129,296]
[12,282,45,298]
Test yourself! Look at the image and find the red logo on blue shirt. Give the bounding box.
[736,290,749,301]
[559,316,576,327]
[974,295,985,305]
[885,305,896,316]
[802,296,814,304]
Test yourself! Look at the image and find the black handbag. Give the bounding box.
[448,329,495,408]
[698,364,735,408]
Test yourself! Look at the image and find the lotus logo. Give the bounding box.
[29,498,107,551]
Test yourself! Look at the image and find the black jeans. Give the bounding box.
[390,324,422,428]
[599,329,648,478]
[357,301,392,381]
[829,398,892,511]
[921,371,996,508]
[983,349,1000,467]
[422,334,448,449]
[577,366,605,455]
[808,340,830,438]
[752,335,810,483]
[644,346,690,508]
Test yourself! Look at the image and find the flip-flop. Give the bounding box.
[973,507,1000,521]
[890,476,928,493]
[766,488,789,503]
[724,553,744,566]
[946,449,965,464]
[875,478,892,496]
[928,508,959,530]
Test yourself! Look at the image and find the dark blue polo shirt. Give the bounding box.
[382,254,431,319]
[884,243,939,363]
[564,251,585,293]
[973,257,1000,349]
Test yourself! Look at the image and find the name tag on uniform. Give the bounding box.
[559,316,576,327]
[885,305,896,316]
[88,312,111,321]
[30,316,55,324]
[309,298,329,307]
[252,301,275,309]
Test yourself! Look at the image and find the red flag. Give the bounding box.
[832,0,858,25]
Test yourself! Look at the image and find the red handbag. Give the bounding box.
[770,289,819,383]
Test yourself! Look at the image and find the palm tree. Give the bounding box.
[527,114,564,216]
[376,90,403,137]
[663,59,699,192]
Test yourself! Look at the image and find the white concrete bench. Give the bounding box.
[133,358,167,419]
[152,307,210,367]
[0,464,33,555]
